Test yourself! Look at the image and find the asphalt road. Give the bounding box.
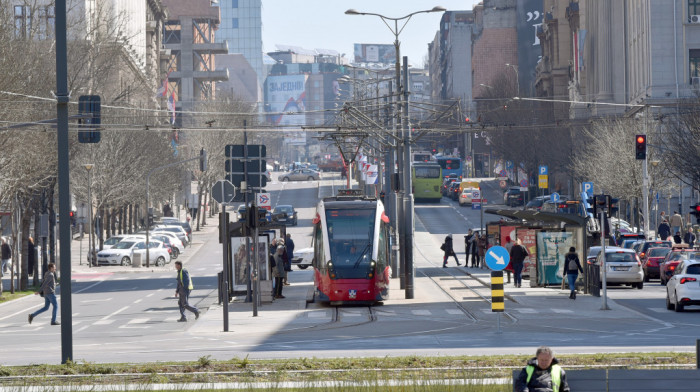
[0,173,698,365]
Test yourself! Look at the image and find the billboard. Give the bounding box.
[516,0,543,97]
[266,74,307,126]
[353,43,396,64]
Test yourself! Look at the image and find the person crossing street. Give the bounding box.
[174,261,199,322]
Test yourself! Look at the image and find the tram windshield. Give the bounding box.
[326,207,375,276]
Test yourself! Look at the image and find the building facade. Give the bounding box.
[162,0,228,127]
[215,0,263,91]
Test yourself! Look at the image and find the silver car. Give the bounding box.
[594,247,644,289]
[278,169,320,182]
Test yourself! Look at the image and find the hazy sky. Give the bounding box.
[261,1,483,67]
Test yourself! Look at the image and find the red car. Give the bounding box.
[660,247,700,285]
[642,247,671,281]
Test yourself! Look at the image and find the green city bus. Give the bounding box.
[412,162,442,203]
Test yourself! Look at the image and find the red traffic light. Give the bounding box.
[694,205,700,213]
[69,211,75,218]
[636,135,646,144]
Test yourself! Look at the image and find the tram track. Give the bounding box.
[414,245,518,324]
[298,304,377,332]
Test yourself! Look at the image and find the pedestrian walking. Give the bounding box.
[464,229,473,267]
[28,263,59,325]
[174,261,199,322]
[470,232,481,268]
[1,237,11,275]
[658,220,671,241]
[684,228,696,248]
[562,247,583,299]
[509,239,529,288]
[441,234,460,267]
[670,211,684,236]
[477,234,488,269]
[514,346,571,392]
[284,233,295,282]
[272,245,286,298]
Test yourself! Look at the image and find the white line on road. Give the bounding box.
[134,299,142,304]
[97,305,129,322]
[80,298,112,303]
[412,309,432,316]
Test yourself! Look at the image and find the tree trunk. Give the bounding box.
[20,210,31,290]
[201,185,209,226]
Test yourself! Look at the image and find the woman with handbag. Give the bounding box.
[28,263,59,325]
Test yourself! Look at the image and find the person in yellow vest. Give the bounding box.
[174,261,199,322]
[514,346,570,392]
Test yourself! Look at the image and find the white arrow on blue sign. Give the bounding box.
[485,246,510,271]
[550,192,560,203]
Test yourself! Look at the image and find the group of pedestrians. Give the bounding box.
[270,233,295,299]
[442,230,488,268]
[657,210,696,247]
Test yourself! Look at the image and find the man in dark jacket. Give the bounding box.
[657,220,671,240]
[515,346,570,392]
[442,234,460,267]
[464,230,473,267]
[684,228,696,248]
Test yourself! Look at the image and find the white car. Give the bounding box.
[152,225,189,247]
[594,247,644,289]
[151,232,184,256]
[291,247,313,270]
[459,188,479,206]
[96,239,169,266]
[666,260,700,312]
[103,235,133,250]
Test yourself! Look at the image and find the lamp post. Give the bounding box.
[84,164,94,268]
[346,6,445,299]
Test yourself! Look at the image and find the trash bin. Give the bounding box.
[132,253,142,268]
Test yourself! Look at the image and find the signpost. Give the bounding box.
[538,165,548,190]
[211,179,236,332]
[485,245,509,334]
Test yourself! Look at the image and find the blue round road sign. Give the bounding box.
[485,246,510,271]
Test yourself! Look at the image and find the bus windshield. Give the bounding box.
[326,207,375,275]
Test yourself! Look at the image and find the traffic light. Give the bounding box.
[609,198,619,217]
[635,134,647,160]
[691,204,700,224]
[78,95,101,143]
[246,205,258,229]
[148,213,154,227]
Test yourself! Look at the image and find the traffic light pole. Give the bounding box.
[643,157,650,239]
[600,211,610,310]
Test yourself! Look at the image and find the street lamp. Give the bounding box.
[345,6,445,300]
[84,164,94,268]
[505,63,519,95]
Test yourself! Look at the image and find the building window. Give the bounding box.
[232,0,238,8]
[38,6,55,40]
[690,49,700,82]
[690,0,700,17]
[14,5,30,38]
[232,18,239,28]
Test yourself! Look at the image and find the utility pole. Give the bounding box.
[402,56,414,299]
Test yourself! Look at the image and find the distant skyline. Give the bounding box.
[261,1,483,67]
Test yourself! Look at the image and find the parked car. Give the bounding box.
[103,235,131,250]
[152,225,189,247]
[148,231,184,256]
[504,187,524,207]
[592,247,644,289]
[272,205,298,226]
[151,234,179,259]
[666,260,700,312]
[659,247,700,285]
[642,247,672,281]
[159,219,192,242]
[278,169,320,182]
[96,239,169,267]
[459,188,479,206]
[586,246,603,264]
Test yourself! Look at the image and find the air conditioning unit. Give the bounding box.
[691,15,700,23]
